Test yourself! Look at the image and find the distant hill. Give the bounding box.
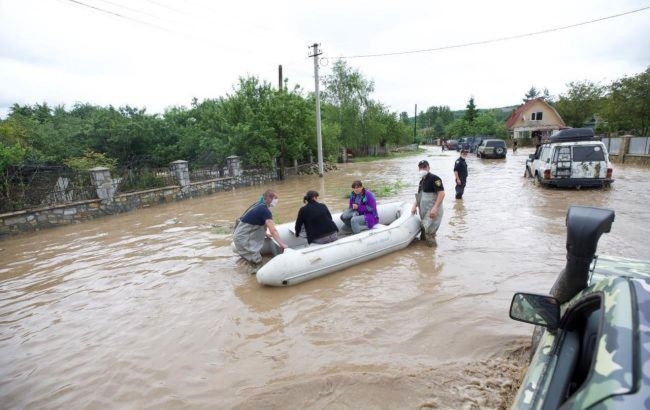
[420,105,519,123]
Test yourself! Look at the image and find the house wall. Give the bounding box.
[510,100,565,139]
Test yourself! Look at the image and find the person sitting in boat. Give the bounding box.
[233,189,288,267]
[340,180,379,234]
[294,190,339,245]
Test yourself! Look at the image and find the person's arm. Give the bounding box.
[294,209,304,237]
[359,192,377,215]
[454,170,461,185]
[411,189,419,214]
[266,219,288,249]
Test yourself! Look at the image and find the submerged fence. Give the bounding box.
[602,135,650,166]
[0,157,323,238]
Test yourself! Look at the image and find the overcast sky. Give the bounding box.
[1,0,649,119]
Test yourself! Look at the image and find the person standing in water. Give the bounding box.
[411,160,445,246]
[454,149,468,199]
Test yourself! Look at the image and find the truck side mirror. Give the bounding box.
[509,292,560,330]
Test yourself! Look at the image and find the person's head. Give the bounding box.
[351,180,364,195]
[303,190,319,203]
[461,149,469,157]
[262,189,279,207]
[418,160,429,177]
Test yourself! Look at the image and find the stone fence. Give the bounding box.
[604,135,650,166]
[0,157,297,239]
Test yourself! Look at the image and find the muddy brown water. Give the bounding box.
[1,146,649,409]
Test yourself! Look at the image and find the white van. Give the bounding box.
[525,128,614,188]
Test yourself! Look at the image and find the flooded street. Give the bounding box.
[2,146,649,409]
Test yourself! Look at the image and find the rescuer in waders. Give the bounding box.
[233,189,288,271]
[411,160,445,247]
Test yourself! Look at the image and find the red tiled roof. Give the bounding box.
[505,99,538,129]
[505,98,566,129]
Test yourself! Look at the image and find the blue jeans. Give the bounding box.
[341,209,367,234]
[350,214,367,234]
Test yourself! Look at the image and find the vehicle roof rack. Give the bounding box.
[548,128,597,142]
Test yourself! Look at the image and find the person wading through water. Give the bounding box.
[232,189,288,272]
[411,160,445,246]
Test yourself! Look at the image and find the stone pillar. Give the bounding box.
[90,167,116,200]
[620,135,632,164]
[170,160,190,188]
[227,156,241,177]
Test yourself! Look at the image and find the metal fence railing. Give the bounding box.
[1,164,291,214]
[629,136,650,155]
[116,167,177,193]
[602,136,650,156]
[1,166,97,213]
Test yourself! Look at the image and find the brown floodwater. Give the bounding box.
[1,146,649,409]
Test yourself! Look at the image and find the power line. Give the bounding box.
[63,0,243,53]
[339,6,650,59]
[65,0,178,34]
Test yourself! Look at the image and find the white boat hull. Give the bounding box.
[255,201,421,286]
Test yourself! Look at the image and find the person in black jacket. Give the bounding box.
[295,190,339,244]
[454,149,469,199]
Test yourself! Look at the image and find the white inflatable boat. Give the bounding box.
[255,201,421,286]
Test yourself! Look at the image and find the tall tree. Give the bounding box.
[602,67,650,136]
[555,81,605,128]
[321,60,375,153]
[523,86,540,102]
[464,97,478,124]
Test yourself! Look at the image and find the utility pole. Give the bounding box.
[277,65,284,180]
[413,104,417,144]
[309,43,324,177]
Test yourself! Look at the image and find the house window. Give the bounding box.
[531,111,543,121]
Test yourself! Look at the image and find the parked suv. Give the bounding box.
[476,139,507,159]
[459,136,491,153]
[444,139,459,151]
[525,128,613,188]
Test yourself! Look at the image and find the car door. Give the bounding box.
[513,278,635,410]
[569,145,608,179]
[533,146,550,177]
[557,277,635,409]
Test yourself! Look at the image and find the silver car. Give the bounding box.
[476,139,507,159]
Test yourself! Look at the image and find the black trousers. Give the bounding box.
[455,180,466,199]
